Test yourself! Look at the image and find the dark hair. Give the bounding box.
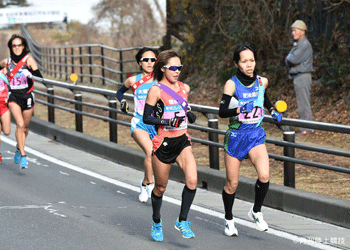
[153,50,181,82]
[232,42,256,64]
[135,47,158,64]
[7,34,30,55]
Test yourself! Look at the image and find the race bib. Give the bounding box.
[163,109,187,131]
[238,107,264,124]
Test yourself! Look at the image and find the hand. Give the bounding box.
[120,101,129,113]
[169,116,185,128]
[271,110,282,122]
[187,111,196,124]
[240,102,254,113]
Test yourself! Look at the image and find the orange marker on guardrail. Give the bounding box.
[70,73,78,84]
[275,100,287,113]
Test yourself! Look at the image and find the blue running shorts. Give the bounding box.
[223,126,266,161]
[131,114,157,140]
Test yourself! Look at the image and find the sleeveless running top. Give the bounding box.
[133,74,157,116]
[228,75,265,130]
[153,81,188,138]
[6,57,34,95]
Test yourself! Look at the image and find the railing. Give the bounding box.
[30,75,350,189]
[21,24,161,86]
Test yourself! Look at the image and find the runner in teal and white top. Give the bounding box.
[116,47,158,203]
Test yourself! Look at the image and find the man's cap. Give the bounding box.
[291,20,307,31]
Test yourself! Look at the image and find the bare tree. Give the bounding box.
[91,0,165,48]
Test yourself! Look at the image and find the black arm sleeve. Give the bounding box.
[219,94,239,118]
[143,103,170,126]
[116,85,130,102]
[32,69,43,78]
[264,91,275,113]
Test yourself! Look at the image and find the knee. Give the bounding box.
[154,184,167,196]
[258,173,269,183]
[225,180,239,194]
[16,122,25,131]
[186,176,197,190]
[3,130,10,136]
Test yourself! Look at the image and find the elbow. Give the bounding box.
[143,115,151,125]
[143,116,148,125]
[218,109,228,118]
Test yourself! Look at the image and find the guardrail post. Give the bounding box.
[89,46,93,83]
[53,48,56,78]
[119,50,124,83]
[206,113,220,170]
[109,99,118,143]
[49,47,52,76]
[65,48,68,81]
[101,44,105,85]
[283,131,295,188]
[47,84,55,124]
[79,47,83,83]
[44,47,47,73]
[74,91,83,132]
[59,48,62,79]
[71,47,74,74]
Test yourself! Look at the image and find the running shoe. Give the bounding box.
[0,153,2,163]
[151,220,163,242]
[224,218,238,236]
[175,218,195,238]
[147,182,155,198]
[139,180,149,203]
[248,207,268,231]
[19,156,28,169]
[14,147,21,164]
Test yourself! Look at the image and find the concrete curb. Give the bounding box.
[30,117,350,228]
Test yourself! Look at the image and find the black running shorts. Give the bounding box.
[153,133,192,164]
[8,92,35,111]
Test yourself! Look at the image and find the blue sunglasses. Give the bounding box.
[163,65,183,71]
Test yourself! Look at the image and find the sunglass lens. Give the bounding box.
[169,66,182,71]
[141,58,156,62]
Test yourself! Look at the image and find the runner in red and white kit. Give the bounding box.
[0,70,11,163]
[0,34,43,169]
[143,50,197,241]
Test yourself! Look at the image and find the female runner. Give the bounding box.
[0,34,43,169]
[143,50,197,241]
[116,47,158,203]
[0,71,11,163]
[219,43,282,236]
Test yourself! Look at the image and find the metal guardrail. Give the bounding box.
[30,75,350,190]
[21,24,161,86]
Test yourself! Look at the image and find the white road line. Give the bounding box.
[1,137,341,250]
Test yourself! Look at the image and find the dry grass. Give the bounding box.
[33,82,350,201]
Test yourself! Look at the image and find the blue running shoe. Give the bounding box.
[14,148,21,164]
[19,156,28,169]
[175,218,195,238]
[151,220,163,242]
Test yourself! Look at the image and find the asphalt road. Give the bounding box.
[0,139,329,250]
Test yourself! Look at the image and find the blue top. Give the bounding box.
[228,75,265,130]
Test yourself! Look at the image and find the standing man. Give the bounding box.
[285,20,314,136]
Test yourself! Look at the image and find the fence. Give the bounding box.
[21,25,350,190]
[21,24,160,86]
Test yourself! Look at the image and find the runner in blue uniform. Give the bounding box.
[0,34,43,169]
[116,47,158,203]
[219,43,282,236]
